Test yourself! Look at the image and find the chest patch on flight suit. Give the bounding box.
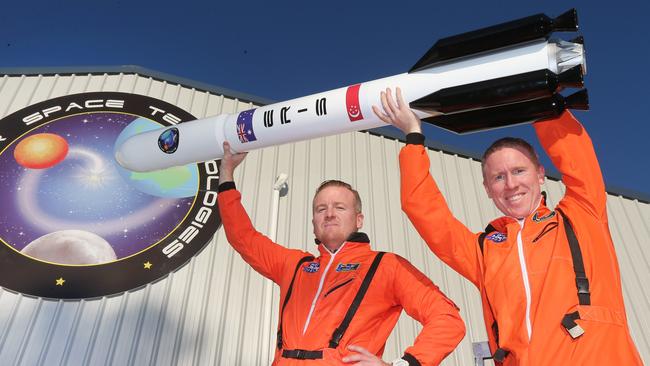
[532,210,556,222]
[303,262,320,273]
[335,263,360,272]
[486,232,507,243]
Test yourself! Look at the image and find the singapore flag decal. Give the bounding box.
[345,84,364,122]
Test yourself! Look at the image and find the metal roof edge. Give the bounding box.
[0,65,275,106]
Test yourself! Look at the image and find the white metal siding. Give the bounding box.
[0,72,647,365]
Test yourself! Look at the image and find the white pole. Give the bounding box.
[263,173,289,364]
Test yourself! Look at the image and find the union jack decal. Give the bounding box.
[237,123,248,143]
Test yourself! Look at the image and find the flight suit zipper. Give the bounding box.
[302,243,344,334]
[516,220,532,340]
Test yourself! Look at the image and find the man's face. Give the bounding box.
[483,147,545,219]
[312,186,363,251]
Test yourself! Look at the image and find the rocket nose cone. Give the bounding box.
[113,136,153,172]
[114,141,138,171]
[114,148,127,168]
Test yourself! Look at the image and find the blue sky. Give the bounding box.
[2,0,649,197]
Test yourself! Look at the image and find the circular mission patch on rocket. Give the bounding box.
[0,92,221,299]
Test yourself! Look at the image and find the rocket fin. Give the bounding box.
[409,9,579,73]
[421,89,589,134]
[410,66,583,114]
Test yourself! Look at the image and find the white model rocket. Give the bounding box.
[116,9,587,172]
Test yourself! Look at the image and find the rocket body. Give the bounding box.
[115,39,583,172]
[116,9,586,172]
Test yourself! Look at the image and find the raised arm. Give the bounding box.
[534,111,607,219]
[374,88,483,285]
[217,142,306,284]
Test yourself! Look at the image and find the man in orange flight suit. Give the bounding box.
[216,141,465,366]
[373,88,643,365]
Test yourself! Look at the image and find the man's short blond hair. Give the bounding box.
[313,180,362,213]
[481,137,541,178]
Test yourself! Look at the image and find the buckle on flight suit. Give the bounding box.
[575,277,591,305]
[493,348,510,362]
[576,277,589,294]
[281,349,324,359]
[561,311,585,339]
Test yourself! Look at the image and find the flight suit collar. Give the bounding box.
[317,232,371,257]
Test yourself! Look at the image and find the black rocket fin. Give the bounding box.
[564,89,589,110]
[553,9,580,31]
[409,8,579,73]
[570,35,584,45]
[410,66,584,114]
[557,66,584,89]
[421,89,589,134]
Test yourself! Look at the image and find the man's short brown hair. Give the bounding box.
[481,137,541,177]
[313,180,362,213]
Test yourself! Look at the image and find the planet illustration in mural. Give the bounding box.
[0,95,220,298]
[21,230,117,265]
[13,133,69,169]
[114,118,198,198]
[1,112,197,265]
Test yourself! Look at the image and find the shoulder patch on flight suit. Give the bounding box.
[336,263,360,272]
[486,232,507,243]
[303,262,320,273]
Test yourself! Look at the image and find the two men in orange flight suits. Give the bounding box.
[216,140,465,365]
[373,87,643,365]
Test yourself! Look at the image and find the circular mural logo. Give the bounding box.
[0,92,221,299]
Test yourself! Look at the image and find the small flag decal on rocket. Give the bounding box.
[236,109,257,143]
[346,84,364,122]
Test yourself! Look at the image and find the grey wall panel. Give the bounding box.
[0,72,647,365]
[607,195,650,353]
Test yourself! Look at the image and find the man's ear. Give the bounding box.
[483,179,492,199]
[356,213,364,230]
[537,165,546,185]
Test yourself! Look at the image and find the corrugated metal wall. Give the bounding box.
[0,71,647,365]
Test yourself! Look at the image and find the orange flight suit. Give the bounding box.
[217,185,465,366]
[399,111,642,365]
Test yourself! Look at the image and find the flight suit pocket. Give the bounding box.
[317,275,360,322]
[324,276,357,298]
[571,304,626,334]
